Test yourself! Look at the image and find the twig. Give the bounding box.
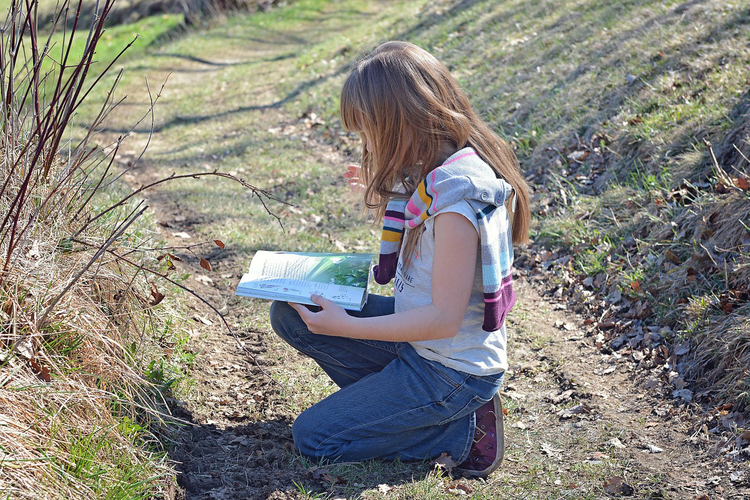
[609,207,621,228]
[704,138,738,191]
[120,241,217,253]
[73,171,287,239]
[699,243,719,268]
[732,144,750,173]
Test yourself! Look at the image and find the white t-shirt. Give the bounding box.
[394,200,508,376]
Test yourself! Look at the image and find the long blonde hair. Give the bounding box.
[340,41,530,258]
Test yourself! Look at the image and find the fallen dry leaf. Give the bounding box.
[194,275,214,285]
[193,315,213,326]
[29,358,51,383]
[431,452,457,473]
[609,437,626,449]
[673,389,693,402]
[646,443,664,453]
[447,481,473,495]
[15,336,34,360]
[603,476,634,495]
[557,404,591,419]
[665,249,681,264]
[309,466,334,483]
[551,389,575,403]
[567,150,589,162]
[541,442,563,458]
[686,267,697,282]
[377,483,393,494]
[149,282,165,306]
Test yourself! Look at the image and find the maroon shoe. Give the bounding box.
[456,392,504,477]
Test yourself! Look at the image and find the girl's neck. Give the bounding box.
[436,142,458,167]
[403,142,460,185]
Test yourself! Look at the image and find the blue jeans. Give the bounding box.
[269,295,504,463]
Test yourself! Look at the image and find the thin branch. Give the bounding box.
[73,171,287,239]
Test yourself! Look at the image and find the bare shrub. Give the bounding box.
[0,0,275,494]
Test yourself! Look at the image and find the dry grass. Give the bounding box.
[0,0,186,496]
[687,305,750,406]
[0,149,181,498]
[0,159,181,497]
[531,142,750,409]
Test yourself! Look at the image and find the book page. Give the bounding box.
[255,253,312,281]
[236,251,373,310]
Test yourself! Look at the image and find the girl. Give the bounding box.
[270,41,530,478]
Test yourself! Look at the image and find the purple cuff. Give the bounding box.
[373,252,398,285]
[482,281,516,331]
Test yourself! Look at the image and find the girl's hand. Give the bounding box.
[343,164,365,193]
[289,294,351,336]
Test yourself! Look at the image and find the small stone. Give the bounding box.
[609,438,626,449]
[729,471,745,483]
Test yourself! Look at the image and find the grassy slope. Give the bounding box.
[60,0,750,496]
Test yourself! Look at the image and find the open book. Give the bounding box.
[236,251,374,311]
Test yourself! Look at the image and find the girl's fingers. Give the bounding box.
[289,302,309,321]
[347,179,365,193]
[310,293,334,308]
[344,165,360,179]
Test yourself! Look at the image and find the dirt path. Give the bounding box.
[97,3,749,498]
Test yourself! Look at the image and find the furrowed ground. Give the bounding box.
[62,0,749,497]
